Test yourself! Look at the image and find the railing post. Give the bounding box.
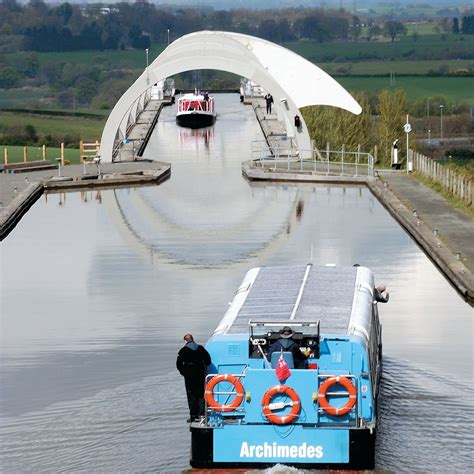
[374,145,378,165]
[42,144,46,161]
[356,144,360,176]
[61,142,65,166]
[23,146,27,162]
[341,144,345,176]
[326,142,330,175]
[79,140,84,164]
[3,147,7,165]
[95,140,100,156]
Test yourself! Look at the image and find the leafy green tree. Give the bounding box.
[350,15,361,42]
[55,2,73,23]
[0,66,19,88]
[302,92,374,152]
[377,89,408,165]
[24,52,39,78]
[24,124,37,142]
[76,77,98,104]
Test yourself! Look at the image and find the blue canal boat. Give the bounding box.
[190,264,386,469]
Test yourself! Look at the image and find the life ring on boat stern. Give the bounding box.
[318,376,357,416]
[262,385,301,425]
[204,374,244,412]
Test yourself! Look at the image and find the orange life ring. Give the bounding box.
[204,374,244,412]
[262,385,301,425]
[318,376,357,416]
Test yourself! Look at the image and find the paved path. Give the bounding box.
[380,171,474,275]
[116,99,170,161]
[252,98,289,155]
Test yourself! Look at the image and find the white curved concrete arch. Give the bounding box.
[100,31,361,162]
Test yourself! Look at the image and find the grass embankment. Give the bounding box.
[2,145,80,164]
[414,172,474,219]
[0,112,104,164]
[0,111,105,140]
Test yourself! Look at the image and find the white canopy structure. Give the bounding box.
[100,31,361,162]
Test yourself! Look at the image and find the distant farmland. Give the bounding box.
[338,76,474,103]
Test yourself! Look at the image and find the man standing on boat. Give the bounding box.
[176,334,212,422]
[268,326,307,369]
[264,93,273,114]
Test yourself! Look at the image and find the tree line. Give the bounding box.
[452,16,474,35]
[0,0,415,53]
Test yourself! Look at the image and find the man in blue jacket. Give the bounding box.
[176,334,212,422]
[268,326,307,369]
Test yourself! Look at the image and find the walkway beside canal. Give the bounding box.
[247,98,474,301]
[116,99,172,162]
[369,172,474,300]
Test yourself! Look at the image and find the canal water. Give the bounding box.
[1,94,472,472]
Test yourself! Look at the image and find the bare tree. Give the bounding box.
[383,20,407,42]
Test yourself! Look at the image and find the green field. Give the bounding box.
[285,35,474,62]
[0,112,105,139]
[338,76,474,103]
[320,59,474,76]
[404,23,438,35]
[9,43,167,69]
[2,145,80,164]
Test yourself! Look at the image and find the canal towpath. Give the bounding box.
[249,98,474,300]
[370,171,474,300]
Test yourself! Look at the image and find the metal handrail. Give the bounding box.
[251,140,374,177]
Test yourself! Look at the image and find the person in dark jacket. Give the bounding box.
[176,334,212,422]
[268,326,307,369]
[264,93,273,114]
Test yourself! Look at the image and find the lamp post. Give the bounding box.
[427,97,430,119]
[439,104,444,140]
[145,48,149,85]
[167,29,170,46]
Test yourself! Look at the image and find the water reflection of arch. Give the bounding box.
[102,184,304,270]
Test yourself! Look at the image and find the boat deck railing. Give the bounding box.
[250,140,374,178]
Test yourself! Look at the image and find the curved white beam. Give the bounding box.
[100,31,361,162]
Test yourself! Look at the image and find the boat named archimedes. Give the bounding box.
[176,91,216,129]
[190,264,388,469]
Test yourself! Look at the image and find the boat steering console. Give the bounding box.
[248,321,320,361]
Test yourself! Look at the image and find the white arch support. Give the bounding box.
[100,31,361,162]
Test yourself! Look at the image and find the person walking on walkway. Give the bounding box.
[176,334,211,422]
[264,93,273,114]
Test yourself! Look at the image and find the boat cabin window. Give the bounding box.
[248,322,320,362]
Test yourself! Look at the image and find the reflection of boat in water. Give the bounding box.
[176,92,216,129]
[190,264,386,470]
[178,127,214,146]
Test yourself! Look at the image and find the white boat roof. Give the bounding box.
[214,265,375,344]
[179,93,212,100]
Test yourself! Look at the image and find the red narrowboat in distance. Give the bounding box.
[176,91,216,129]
